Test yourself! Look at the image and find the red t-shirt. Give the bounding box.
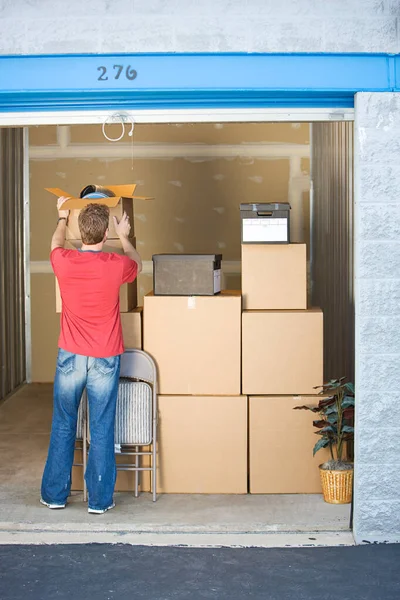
[51,247,138,358]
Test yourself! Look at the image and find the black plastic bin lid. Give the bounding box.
[240,203,291,211]
[153,254,222,262]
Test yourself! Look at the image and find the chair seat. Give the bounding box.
[115,379,153,446]
[76,379,153,446]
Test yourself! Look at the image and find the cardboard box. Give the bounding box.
[242,309,323,395]
[121,307,143,349]
[71,393,248,496]
[249,395,331,493]
[144,291,242,395]
[46,184,152,240]
[55,238,138,313]
[241,243,307,310]
[155,395,248,493]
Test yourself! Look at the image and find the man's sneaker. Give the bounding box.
[88,502,115,515]
[40,498,66,509]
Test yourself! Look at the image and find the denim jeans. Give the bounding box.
[41,349,121,510]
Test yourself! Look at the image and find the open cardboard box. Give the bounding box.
[46,184,152,240]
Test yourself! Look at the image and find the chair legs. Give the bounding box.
[82,390,88,502]
[134,445,139,498]
[79,389,157,502]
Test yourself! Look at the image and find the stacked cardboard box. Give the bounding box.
[143,289,247,493]
[249,395,330,493]
[241,243,324,494]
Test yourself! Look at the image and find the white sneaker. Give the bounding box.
[88,502,115,515]
[40,498,66,509]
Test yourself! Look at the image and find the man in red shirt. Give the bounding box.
[41,197,141,514]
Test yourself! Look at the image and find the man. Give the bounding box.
[41,197,142,514]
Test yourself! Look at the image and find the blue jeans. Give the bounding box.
[41,349,121,510]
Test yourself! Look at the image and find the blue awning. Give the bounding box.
[0,53,398,111]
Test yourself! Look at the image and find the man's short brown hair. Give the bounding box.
[78,203,110,245]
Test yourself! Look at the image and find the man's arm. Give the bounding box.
[113,212,143,274]
[50,197,70,251]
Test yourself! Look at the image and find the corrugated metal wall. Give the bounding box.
[311,122,354,382]
[0,128,25,401]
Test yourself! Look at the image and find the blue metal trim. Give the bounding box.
[1,53,399,112]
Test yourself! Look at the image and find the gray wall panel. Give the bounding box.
[0,128,25,401]
[311,122,354,382]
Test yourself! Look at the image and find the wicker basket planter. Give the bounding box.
[319,465,354,504]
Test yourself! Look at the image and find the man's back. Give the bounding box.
[52,247,137,358]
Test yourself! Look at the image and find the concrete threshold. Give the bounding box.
[0,527,354,547]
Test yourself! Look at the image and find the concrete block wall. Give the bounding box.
[354,92,400,544]
[0,0,398,55]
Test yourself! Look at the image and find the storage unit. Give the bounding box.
[155,395,248,494]
[249,395,331,494]
[240,203,291,244]
[241,243,307,310]
[144,291,241,395]
[242,309,323,395]
[153,254,222,296]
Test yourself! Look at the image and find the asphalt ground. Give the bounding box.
[1,543,400,600]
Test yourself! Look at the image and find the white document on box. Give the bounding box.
[242,218,288,242]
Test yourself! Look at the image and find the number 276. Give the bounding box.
[97,65,137,81]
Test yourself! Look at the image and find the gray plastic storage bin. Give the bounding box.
[240,203,291,244]
[153,254,222,296]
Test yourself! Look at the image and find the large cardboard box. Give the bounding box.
[55,238,138,313]
[155,395,248,493]
[144,291,242,395]
[249,395,331,493]
[72,396,247,495]
[241,243,307,310]
[121,307,143,350]
[242,309,323,395]
[46,184,152,240]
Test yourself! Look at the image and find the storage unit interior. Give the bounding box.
[0,119,353,531]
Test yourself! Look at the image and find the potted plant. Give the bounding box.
[294,378,355,504]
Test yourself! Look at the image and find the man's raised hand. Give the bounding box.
[113,212,131,239]
[57,196,70,219]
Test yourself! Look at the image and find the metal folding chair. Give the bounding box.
[75,349,158,502]
[118,349,158,502]
[73,390,89,502]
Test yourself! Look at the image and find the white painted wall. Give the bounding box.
[0,0,398,55]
